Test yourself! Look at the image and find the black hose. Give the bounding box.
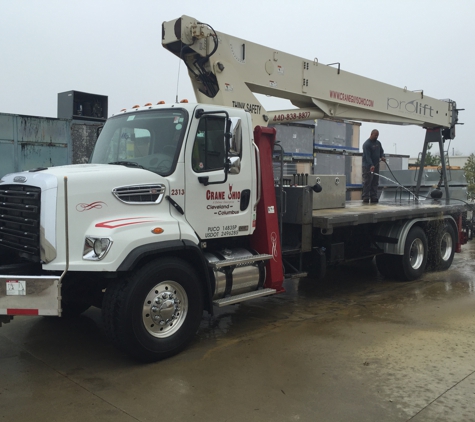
[383,159,402,186]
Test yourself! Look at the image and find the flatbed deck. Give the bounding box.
[312,200,469,230]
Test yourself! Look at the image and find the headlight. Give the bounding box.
[83,236,113,261]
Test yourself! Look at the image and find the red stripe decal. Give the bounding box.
[95,217,158,229]
[7,309,39,316]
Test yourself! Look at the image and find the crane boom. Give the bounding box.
[162,15,458,138]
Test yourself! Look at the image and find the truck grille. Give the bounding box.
[0,185,41,259]
[112,184,166,204]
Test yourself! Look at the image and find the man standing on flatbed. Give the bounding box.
[362,129,386,204]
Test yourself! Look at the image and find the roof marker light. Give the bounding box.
[132,104,140,109]
[144,102,152,106]
[180,99,189,103]
[157,101,165,105]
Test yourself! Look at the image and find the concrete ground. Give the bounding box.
[1,243,475,421]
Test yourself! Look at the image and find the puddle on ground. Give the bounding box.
[198,241,475,341]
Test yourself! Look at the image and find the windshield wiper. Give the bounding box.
[109,161,145,169]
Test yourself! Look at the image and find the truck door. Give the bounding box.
[184,109,255,240]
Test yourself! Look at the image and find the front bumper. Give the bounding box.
[0,274,61,317]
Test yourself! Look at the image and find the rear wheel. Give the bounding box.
[102,257,203,362]
[428,223,456,271]
[395,226,428,281]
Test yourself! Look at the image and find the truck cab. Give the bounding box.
[90,103,257,241]
[0,102,277,362]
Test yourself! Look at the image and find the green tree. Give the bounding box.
[414,143,441,166]
[463,153,475,201]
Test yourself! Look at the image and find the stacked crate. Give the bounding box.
[271,119,409,201]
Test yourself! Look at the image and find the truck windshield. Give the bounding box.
[90,109,188,176]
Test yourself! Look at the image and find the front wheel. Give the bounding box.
[102,257,203,362]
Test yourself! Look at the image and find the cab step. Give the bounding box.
[213,288,277,307]
[208,254,273,269]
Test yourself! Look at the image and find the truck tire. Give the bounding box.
[102,257,203,362]
[427,223,456,271]
[396,226,428,281]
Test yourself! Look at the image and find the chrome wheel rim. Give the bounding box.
[142,280,188,338]
[440,231,453,261]
[409,238,424,270]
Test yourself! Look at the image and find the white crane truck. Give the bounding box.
[0,15,470,361]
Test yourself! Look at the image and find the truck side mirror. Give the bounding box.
[227,117,242,174]
[193,109,238,185]
[229,157,241,174]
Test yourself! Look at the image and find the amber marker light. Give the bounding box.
[151,227,164,234]
[180,99,189,103]
[144,102,152,106]
[132,104,140,109]
[157,100,166,104]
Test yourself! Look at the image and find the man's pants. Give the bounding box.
[362,165,379,201]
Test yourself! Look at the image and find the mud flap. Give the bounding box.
[0,276,61,317]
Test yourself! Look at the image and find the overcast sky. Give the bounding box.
[1,0,473,159]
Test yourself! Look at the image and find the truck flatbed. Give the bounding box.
[312,200,469,230]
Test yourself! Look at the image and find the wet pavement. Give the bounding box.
[1,243,475,421]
